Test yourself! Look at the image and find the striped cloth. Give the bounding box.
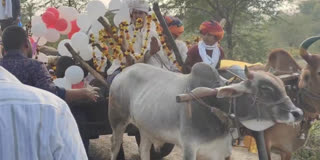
[0,66,87,160]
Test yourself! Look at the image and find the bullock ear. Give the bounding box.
[216,82,251,98]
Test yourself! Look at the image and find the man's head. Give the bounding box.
[199,20,224,45]
[128,0,149,28]
[164,16,184,39]
[2,26,32,57]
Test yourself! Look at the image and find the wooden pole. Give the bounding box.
[252,131,268,160]
[152,3,185,72]
[98,16,119,42]
[64,43,109,88]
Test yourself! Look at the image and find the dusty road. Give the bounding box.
[88,134,280,160]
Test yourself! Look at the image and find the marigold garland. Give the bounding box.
[152,13,182,71]
[90,33,109,71]
[93,13,182,71]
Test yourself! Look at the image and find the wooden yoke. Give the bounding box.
[153,3,185,72]
[65,43,109,88]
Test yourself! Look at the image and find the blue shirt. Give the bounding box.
[0,50,66,99]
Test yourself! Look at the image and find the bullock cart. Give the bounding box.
[64,38,302,159]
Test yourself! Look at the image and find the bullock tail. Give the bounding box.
[300,36,320,63]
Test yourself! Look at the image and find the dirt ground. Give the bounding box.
[88,134,280,160]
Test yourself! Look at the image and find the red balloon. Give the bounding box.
[55,18,68,31]
[68,32,75,39]
[47,24,55,29]
[46,7,59,19]
[42,11,58,26]
[71,20,80,32]
[68,20,80,39]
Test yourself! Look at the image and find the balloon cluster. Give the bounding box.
[57,0,107,61]
[31,6,80,43]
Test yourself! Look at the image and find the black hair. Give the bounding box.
[55,56,75,78]
[2,26,28,51]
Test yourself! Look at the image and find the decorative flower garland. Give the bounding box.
[90,33,110,71]
[93,13,182,71]
[151,13,181,71]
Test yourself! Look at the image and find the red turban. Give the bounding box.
[164,16,184,37]
[199,20,224,40]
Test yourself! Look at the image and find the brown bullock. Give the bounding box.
[264,36,320,160]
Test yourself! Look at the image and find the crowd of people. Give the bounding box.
[0,0,226,159]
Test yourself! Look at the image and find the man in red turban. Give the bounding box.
[184,20,225,73]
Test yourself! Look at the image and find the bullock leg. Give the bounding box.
[109,95,130,160]
[110,125,127,160]
[139,131,152,160]
[280,152,291,160]
[182,145,197,160]
[264,136,272,160]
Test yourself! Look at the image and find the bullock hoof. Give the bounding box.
[135,133,174,159]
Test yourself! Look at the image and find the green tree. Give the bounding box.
[265,0,320,56]
[158,0,287,60]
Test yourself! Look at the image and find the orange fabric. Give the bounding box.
[199,20,224,40]
[164,16,184,37]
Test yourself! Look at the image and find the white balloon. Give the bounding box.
[65,65,84,84]
[60,20,72,35]
[103,0,112,8]
[91,20,104,35]
[94,47,103,58]
[31,22,48,37]
[31,16,42,26]
[53,78,72,89]
[58,6,79,21]
[71,32,89,51]
[80,46,93,61]
[113,13,129,27]
[32,36,47,46]
[87,0,106,22]
[44,29,60,42]
[58,39,72,57]
[77,14,92,32]
[37,52,49,63]
[109,0,123,12]
[113,5,130,27]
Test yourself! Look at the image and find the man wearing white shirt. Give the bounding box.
[0,66,87,160]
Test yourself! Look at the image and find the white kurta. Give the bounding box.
[0,66,87,160]
[107,23,171,75]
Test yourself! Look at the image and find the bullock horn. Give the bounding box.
[300,36,320,64]
[244,65,254,80]
[176,87,218,103]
